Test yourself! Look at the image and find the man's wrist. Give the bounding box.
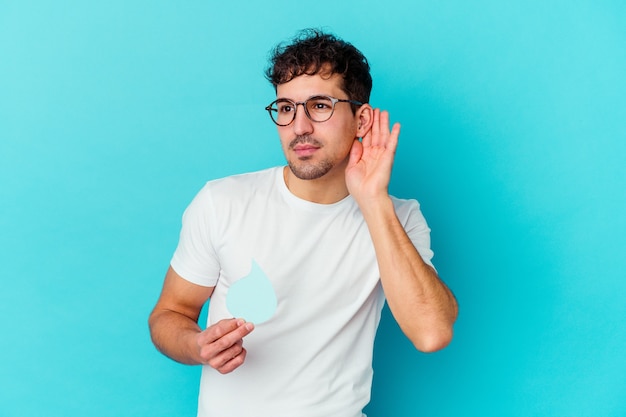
[356,194,395,221]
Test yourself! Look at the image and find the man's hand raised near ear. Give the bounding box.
[346,108,400,206]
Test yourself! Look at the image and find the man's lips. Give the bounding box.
[293,144,320,157]
[290,137,322,157]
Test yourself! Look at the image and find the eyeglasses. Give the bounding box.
[265,95,363,126]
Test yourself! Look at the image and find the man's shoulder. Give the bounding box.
[390,195,420,211]
[198,166,281,199]
[206,166,279,187]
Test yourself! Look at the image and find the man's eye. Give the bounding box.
[278,104,294,113]
[309,99,333,111]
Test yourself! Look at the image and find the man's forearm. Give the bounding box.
[361,196,458,352]
[149,309,204,365]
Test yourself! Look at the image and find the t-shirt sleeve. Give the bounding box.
[398,199,436,270]
[170,185,221,287]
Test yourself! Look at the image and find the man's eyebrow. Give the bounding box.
[275,94,329,102]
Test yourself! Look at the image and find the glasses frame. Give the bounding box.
[265,95,363,126]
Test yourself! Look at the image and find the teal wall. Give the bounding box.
[1,1,624,416]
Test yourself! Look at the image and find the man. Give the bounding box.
[149,29,458,417]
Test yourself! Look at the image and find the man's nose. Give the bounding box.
[292,104,314,136]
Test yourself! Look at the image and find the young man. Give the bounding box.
[149,29,457,417]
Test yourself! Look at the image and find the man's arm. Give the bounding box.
[359,198,457,352]
[148,267,254,373]
[346,109,458,352]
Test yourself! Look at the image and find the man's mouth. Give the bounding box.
[293,144,319,157]
[290,137,322,158]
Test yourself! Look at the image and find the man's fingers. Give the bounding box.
[365,109,399,150]
[370,108,381,146]
[195,318,254,371]
[197,318,239,345]
[347,139,363,169]
[388,122,401,151]
[211,323,253,353]
[216,347,248,374]
[207,339,245,371]
[379,109,389,132]
[198,318,254,346]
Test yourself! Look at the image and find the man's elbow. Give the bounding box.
[410,326,454,353]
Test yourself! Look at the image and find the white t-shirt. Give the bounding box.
[170,167,434,417]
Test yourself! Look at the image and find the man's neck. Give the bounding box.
[282,165,349,204]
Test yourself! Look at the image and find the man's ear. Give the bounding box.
[355,104,374,138]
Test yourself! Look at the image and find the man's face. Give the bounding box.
[275,72,359,181]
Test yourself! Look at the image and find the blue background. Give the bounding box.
[1,1,624,416]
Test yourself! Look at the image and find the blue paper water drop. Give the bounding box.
[226,260,277,324]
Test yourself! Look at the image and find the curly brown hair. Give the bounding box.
[265,29,372,108]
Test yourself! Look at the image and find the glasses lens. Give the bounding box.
[306,96,334,122]
[268,100,295,126]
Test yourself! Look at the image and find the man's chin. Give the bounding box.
[288,160,333,180]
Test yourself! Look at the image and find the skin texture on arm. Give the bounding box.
[148,267,254,373]
[346,109,458,352]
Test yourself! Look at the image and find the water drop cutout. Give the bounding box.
[226,259,277,324]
